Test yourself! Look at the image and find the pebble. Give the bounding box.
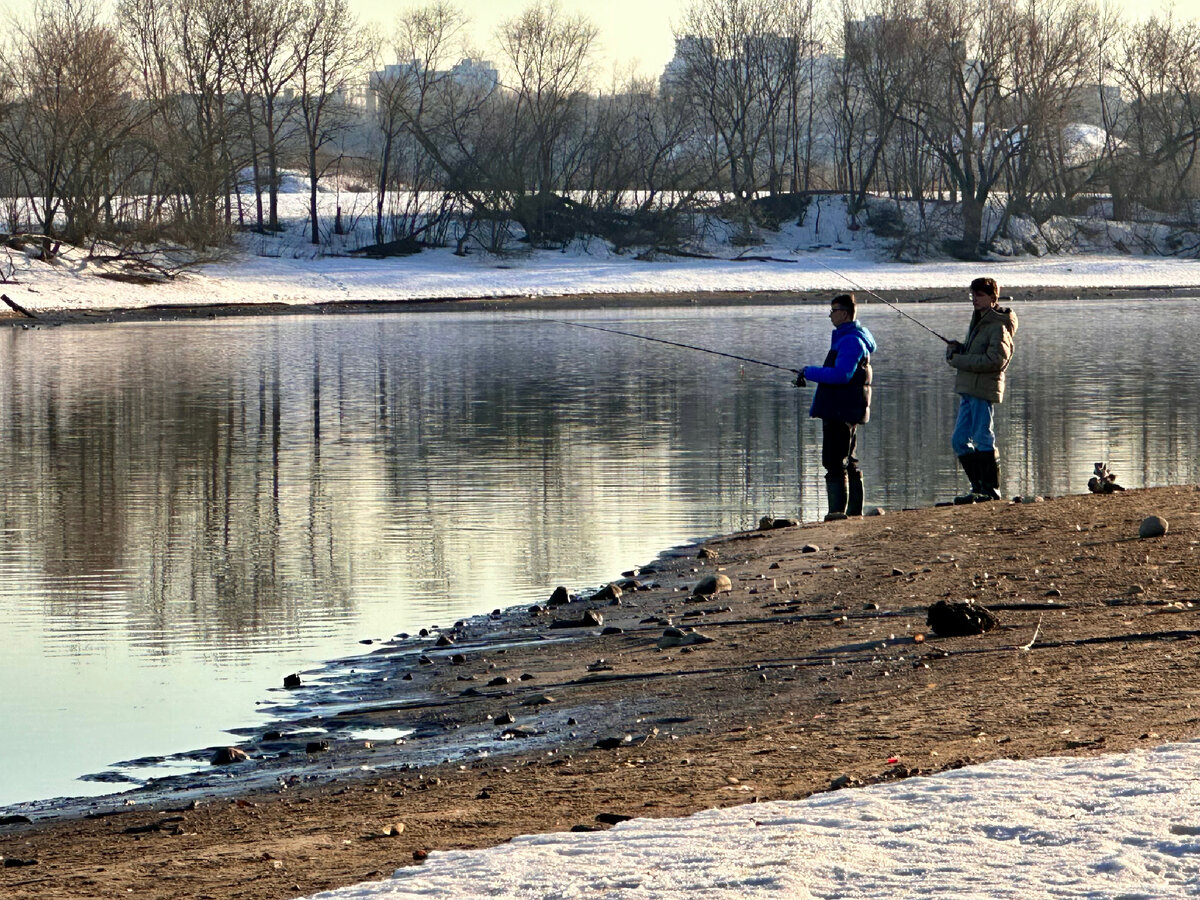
[802,544,819,553]
[549,609,604,629]
[596,812,634,825]
[1139,515,1168,538]
[657,627,716,648]
[759,516,799,530]
[211,747,250,766]
[500,725,538,739]
[926,600,999,636]
[594,735,632,750]
[691,573,732,596]
[591,583,622,603]
[548,586,571,606]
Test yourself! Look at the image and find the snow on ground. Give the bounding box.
[302,739,1200,900]
[4,191,1200,317]
[9,240,1200,317]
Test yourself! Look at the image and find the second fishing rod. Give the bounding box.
[540,274,954,370]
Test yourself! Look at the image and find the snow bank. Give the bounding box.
[299,739,1200,899]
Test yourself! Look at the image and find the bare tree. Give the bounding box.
[292,0,373,245]
[674,0,807,201]
[834,0,927,219]
[1000,0,1100,228]
[1107,10,1200,217]
[236,0,304,232]
[120,0,246,243]
[883,0,1024,255]
[372,1,468,245]
[0,0,146,244]
[497,1,598,199]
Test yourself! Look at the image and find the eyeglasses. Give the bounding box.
[830,307,849,316]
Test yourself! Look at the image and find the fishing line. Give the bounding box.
[812,259,954,344]
[541,317,803,375]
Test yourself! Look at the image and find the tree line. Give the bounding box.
[2,0,1199,259]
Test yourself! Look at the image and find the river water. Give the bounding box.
[1,298,1198,808]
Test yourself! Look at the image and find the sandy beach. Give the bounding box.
[4,482,1200,899]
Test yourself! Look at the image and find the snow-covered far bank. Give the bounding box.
[4,189,1200,319]
[6,240,1200,321]
[300,739,1200,900]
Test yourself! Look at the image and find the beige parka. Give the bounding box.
[947,305,1018,404]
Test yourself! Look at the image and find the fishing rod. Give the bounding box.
[543,317,802,375]
[812,259,954,345]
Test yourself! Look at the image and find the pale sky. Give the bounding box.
[0,0,1187,80]
[352,0,681,78]
[350,0,1192,78]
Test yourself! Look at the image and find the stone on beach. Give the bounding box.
[691,573,732,596]
[1139,515,1168,538]
[590,583,622,603]
[758,516,799,530]
[549,609,604,629]
[926,600,999,637]
[211,747,250,765]
[548,586,571,606]
[657,626,716,649]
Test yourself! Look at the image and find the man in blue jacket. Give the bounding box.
[796,294,878,521]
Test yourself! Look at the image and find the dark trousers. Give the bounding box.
[821,419,859,477]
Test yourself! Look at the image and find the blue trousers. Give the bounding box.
[951,394,995,456]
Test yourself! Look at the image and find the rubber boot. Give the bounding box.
[824,474,848,521]
[975,450,1002,501]
[953,452,982,504]
[847,469,864,517]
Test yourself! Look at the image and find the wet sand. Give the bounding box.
[4,485,1200,899]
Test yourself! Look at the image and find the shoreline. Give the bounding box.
[7,283,1200,327]
[5,485,1200,899]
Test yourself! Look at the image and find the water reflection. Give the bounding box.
[1,298,1198,806]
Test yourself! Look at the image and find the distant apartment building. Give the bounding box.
[365,57,500,115]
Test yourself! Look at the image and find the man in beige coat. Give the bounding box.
[946,277,1018,503]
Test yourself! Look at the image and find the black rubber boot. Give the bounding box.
[975,450,1002,501]
[847,469,864,517]
[824,474,848,521]
[953,453,982,504]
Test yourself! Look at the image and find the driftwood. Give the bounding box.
[1,293,36,319]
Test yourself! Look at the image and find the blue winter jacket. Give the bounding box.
[803,320,877,424]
